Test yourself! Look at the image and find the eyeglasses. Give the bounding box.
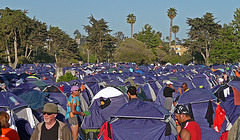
[42,112,54,115]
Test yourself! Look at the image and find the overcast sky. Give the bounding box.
[1,0,240,40]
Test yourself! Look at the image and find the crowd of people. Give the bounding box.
[0,63,239,140]
[0,84,200,140]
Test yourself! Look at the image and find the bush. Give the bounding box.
[114,38,154,65]
[18,56,33,64]
[57,72,77,82]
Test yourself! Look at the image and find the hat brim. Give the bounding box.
[42,110,59,114]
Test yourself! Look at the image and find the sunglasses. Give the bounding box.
[75,89,81,92]
[42,112,54,115]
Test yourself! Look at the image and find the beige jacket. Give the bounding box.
[30,119,72,140]
[228,116,240,140]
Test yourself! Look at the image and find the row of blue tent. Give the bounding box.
[0,62,240,140]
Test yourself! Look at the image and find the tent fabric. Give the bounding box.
[0,92,28,110]
[82,87,128,129]
[112,101,169,119]
[104,118,175,140]
[81,94,128,129]
[99,101,175,140]
[177,88,228,140]
[31,81,47,90]
[177,88,217,104]
[2,63,240,140]
[92,87,123,101]
[11,83,37,96]
[18,90,49,110]
[0,92,37,137]
[213,85,240,124]
[192,75,212,90]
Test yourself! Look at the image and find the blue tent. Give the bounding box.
[18,90,49,110]
[177,88,228,140]
[212,84,240,124]
[192,74,212,90]
[81,87,128,129]
[99,101,176,140]
[0,92,37,139]
[0,92,28,110]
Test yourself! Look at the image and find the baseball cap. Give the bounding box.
[174,105,189,114]
[71,86,79,92]
[42,103,59,114]
[166,80,173,85]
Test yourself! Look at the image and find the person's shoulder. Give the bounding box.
[164,86,169,90]
[130,97,142,102]
[56,120,68,129]
[35,121,44,129]
[7,128,18,135]
[180,128,191,139]
[192,121,201,127]
[2,128,12,134]
[2,128,19,139]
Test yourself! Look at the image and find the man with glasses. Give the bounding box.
[31,103,72,140]
[65,86,85,140]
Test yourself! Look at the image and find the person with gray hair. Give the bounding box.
[31,103,72,140]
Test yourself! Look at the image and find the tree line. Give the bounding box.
[0,7,240,68]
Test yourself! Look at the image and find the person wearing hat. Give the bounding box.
[65,86,85,140]
[174,105,201,140]
[163,80,177,111]
[30,103,72,140]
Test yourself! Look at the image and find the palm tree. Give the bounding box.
[172,25,180,52]
[126,14,136,38]
[167,7,177,49]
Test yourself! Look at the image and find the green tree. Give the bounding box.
[0,7,32,68]
[84,15,116,63]
[81,42,97,63]
[73,29,81,39]
[114,38,154,65]
[210,8,240,64]
[134,24,162,48]
[57,72,77,83]
[153,47,168,63]
[167,7,177,49]
[47,26,78,81]
[114,31,125,41]
[114,31,125,48]
[186,13,221,65]
[126,14,136,38]
[180,52,192,65]
[172,25,180,51]
[25,19,48,60]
